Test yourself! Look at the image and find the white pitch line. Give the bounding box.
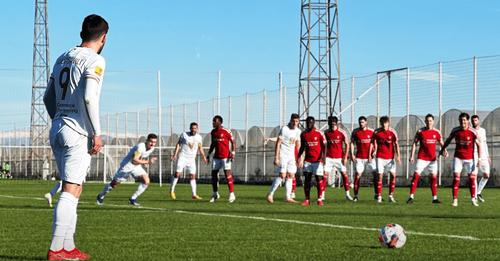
[1,194,499,241]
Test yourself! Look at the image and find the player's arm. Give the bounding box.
[131,149,149,165]
[207,135,215,160]
[394,138,401,164]
[274,137,282,166]
[343,137,350,166]
[350,136,356,162]
[171,138,181,161]
[43,76,56,120]
[475,138,482,164]
[321,134,327,164]
[198,143,208,164]
[297,135,306,168]
[410,132,419,163]
[229,133,236,159]
[440,131,454,156]
[369,138,377,161]
[84,76,103,155]
[265,137,278,145]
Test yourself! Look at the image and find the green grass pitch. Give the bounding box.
[0,180,499,260]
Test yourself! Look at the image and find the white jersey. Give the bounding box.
[119,143,155,172]
[278,125,301,159]
[50,47,106,136]
[474,127,489,160]
[179,132,203,160]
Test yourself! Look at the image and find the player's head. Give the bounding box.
[379,116,390,129]
[458,112,470,128]
[305,116,315,130]
[190,122,199,134]
[212,115,223,128]
[80,14,109,54]
[471,114,480,128]
[358,116,367,129]
[146,133,158,149]
[328,116,338,129]
[289,113,300,128]
[425,114,434,128]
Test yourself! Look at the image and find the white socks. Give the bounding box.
[269,177,282,195]
[50,181,62,197]
[171,177,179,193]
[190,179,197,196]
[99,183,113,198]
[131,183,148,200]
[285,178,292,200]
[50,192,78,251]
[478,177,489,195]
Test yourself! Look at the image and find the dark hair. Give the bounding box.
[425,114,434,120]
[213,115,223,123]
[458,112,470,120]
[290,113,300,120]
[80,14,109,42]
[379,116,390,125]
[471,114,479,120]
[190,122,198,128]
[358,116,367,122]
[147,133,158,140]
[328,116,338,123]
[306,116,315,122]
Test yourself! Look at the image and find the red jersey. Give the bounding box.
[325,128,347,159]
[449,127,477,160]
[416,128,441,161]
[373,128,398,160]
[351,128,373,159]
[301,128,326,163]
[211,127,234,159]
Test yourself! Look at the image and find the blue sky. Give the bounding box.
[1,0,500,130]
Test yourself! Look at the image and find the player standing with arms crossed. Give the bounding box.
[323,116,353,201]
[370,116,401,203]
[440,113,482,206]
[207,115,236,203]
[350,116,376,202]
[170,122,208,200]
[43,14,108,260]
[266,113,301,203]
[298,116,327,206]
[407,114,444,204]
[471,115,491,202]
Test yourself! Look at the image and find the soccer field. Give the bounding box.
[1,181,499,260]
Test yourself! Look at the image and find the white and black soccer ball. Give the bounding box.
[378,224,406,248]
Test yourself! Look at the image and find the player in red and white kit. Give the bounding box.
[207,115,236,203]
[323,116,353,201]
[407,114,445,204]
[440,112,482,207]
[350,116,376,202]
[298,116,327,206]
[370,116,401,203]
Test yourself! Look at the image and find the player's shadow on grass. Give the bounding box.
[0,255,45,260]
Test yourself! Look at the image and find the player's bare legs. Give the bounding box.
[170,172,181,200]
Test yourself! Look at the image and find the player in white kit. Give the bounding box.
[266,113,301,203]
[43,14,108,260]
[170,122,208,200]
[96,134,158,206]
[471,115,491,202]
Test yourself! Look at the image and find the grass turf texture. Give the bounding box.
[1,180,499,260]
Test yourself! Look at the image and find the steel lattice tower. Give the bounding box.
[30,0,50,148]
[298,0,341,124]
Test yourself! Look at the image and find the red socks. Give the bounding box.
[469,175,476,198]
[430,175,438,197]
[354,175,360,195]
[376,176,383,196]
[410,173,420,195]
[389,175,396,195]
[342,173,350,192]
[292,178,296,193]
[227,175,234,193]
[452,174,460,199]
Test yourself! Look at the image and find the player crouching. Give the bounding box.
[96,134,157,206]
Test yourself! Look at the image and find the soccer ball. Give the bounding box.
[378,224,406,248]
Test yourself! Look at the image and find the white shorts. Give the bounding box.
[277,157,297,174]
[49,120,91,185]
[113,166,147,183]
[414,159,438,175]
[303,162,324,176]
[355,159,375,174]
[212,158,232,171]
[176,157,197,174]
[324,158,346,173]
[376,158,396,174]
[472,158,490,175]
[453,157,475,174]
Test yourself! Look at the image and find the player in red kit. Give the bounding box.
[440,112,482,207]
[350,116,376,202]
[323,116,353,201]
[370,116,401,203]
[407,114,445,204]
[207,115,236,203]
[298,116,327,206]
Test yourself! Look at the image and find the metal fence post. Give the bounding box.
[406,68,410,180]
[473,56,477,114]
[106,114,110,145]
[157,70,162,187]
[245,93,249,183]
[279,72,283,127]
[217,70,221,115]
[115,113,119,145]
[263,90,267,177]
[376,74,380,123]
[438,62,443,186]
[170,104,174,179]
[136,111,140,141]
[228,96,232,130]
[125,112,128,145]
